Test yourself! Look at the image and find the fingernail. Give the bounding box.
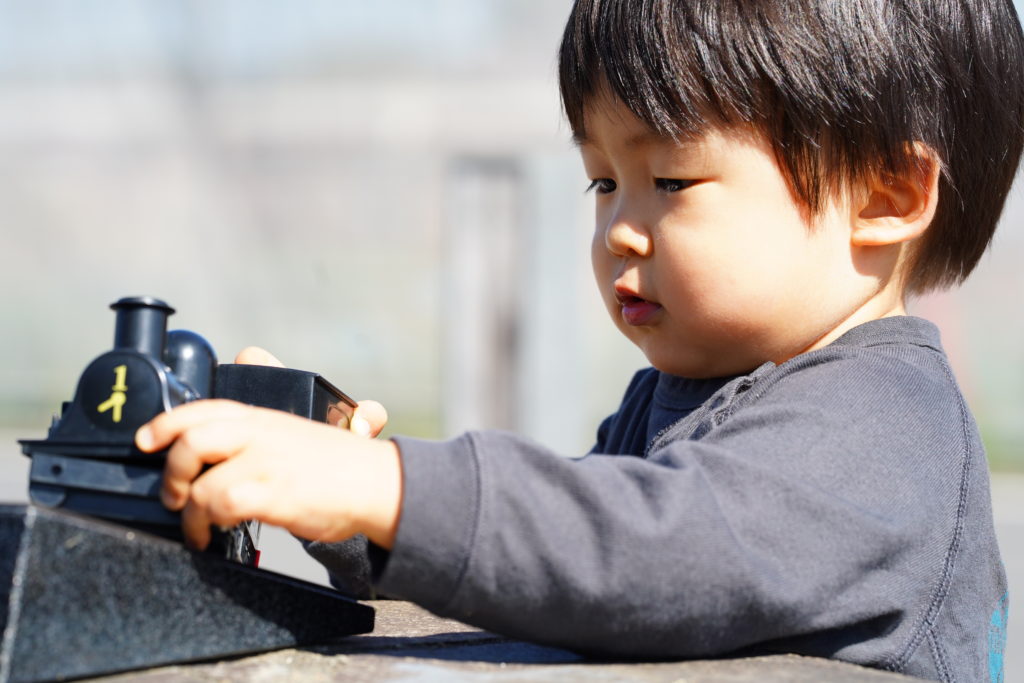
[351,415,371,437]
[135,426,153,451]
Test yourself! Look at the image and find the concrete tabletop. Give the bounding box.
[98,601,921,682]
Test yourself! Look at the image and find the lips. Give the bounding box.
[614,286,662,326]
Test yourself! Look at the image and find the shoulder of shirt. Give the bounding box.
[736,315,951,406]
[824,315,943,353]
[644,317,954,451]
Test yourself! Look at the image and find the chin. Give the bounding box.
[644,346,762,380]
[644,351,710,379]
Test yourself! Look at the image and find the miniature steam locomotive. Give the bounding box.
[19,296,357,565]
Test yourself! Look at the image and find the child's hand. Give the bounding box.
[234,346,388,437]
[135,403,402,553]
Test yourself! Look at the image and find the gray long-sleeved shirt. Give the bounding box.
[309,316,1007,682]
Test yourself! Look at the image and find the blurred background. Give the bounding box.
[0,0,1022,676]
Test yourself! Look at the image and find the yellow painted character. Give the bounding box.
[97,364,128,423]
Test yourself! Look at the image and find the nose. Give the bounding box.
[602,209,652,258]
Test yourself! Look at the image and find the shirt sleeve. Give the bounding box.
[300,535,376,599]
[374,349,967,660]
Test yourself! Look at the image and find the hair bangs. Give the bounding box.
[558,0,761,143]
[558,0,853,214]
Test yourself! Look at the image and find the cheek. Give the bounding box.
[656,217,795,316]
[591,222,614,269]
[590,231,614,299]
[706,198,815,275]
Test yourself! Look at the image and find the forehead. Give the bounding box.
[574,95,720,159]
[576,94,658,140]
[575,103,790,190]
[573,92,717,151]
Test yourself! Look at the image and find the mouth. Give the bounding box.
[614,287,662,326]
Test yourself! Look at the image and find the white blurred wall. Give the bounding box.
[0,1,1020,462]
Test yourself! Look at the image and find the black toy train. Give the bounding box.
[19,296,357,565]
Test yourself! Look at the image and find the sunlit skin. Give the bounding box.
[581,95,939,378]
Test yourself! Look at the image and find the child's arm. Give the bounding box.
[135,400,403,551]
[361,333,992,662]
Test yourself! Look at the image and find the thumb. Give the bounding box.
[351,400,388,438]
[234,346,285,367]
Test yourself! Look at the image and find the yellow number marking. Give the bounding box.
[112,364,127,392]
[97,364,128,423]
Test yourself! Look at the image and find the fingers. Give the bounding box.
[135,399,261,511]
[181,500,213,550]
[351,400,388,438]
[136,399,251,452]
[160,419,254,510]
[182,461,275,550]
[143,400,280,550]
[135,391,384,552]
[234,346,285,367]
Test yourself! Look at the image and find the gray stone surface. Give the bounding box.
[96,601,922,682]
[0,504,373,682]
[0,501,928,682]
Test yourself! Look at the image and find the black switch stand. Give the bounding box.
[0,505,374,683]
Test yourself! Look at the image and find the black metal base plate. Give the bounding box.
[0,504,374,682]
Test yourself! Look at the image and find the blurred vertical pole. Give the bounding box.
[441,152,591,453]
[441,157,522,435]
[517,153,588,454]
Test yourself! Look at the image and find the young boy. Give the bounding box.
[134,0,1024,680]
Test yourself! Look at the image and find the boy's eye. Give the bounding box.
[655,178,697,193]
[585,178,617,194]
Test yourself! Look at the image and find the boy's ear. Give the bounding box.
[851,143,941,247]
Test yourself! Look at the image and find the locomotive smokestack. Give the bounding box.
[110,296,175,361]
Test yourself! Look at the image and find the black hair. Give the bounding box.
[559,0,1024,294]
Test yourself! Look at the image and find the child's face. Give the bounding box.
[579,97,895,378]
